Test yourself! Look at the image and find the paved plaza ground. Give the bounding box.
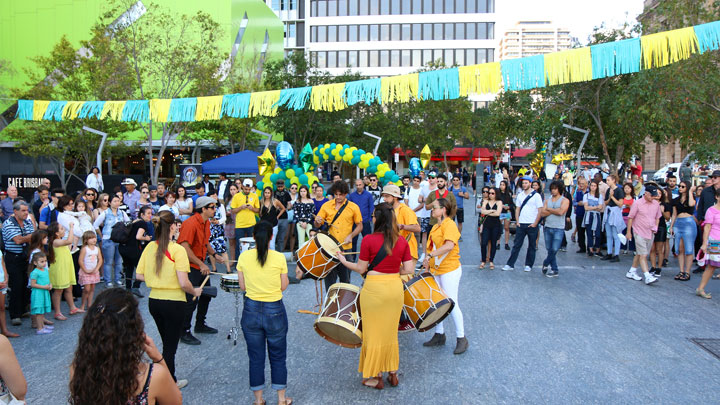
[7,198,720,404]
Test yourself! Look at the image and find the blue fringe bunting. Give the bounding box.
[121,100,149,122]
[275,87,311,110]
[501,55,546,91]
[16,100,33,120]
[43,101,67,121]
[343,78,381,105]
[591,38,641,80]
[694,21,720,53]
[77,101,105,119]
[419,68,460,101]
[166,98,197,122]
[221,93,251,119]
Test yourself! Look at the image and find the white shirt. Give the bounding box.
[514,189,544,224]
[217,179,229,202]
[418,184,435,218]
[494,172,503,188]
[57,211,84,245]
[407,186,423,212]
[85,173,104,191]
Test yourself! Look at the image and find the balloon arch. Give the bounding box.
[256,141,406,192]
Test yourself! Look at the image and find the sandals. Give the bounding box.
[361,376,384,390]
[489,263,495,270]
[69,308,85,315]
[680,273,691,281]
[696,289,712,299]
[278,399,292,405]
[387,372,399,387]
[54,313,67,321]
[478,263,486,269]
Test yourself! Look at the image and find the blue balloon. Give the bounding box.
[276,141,294,170]
[409,158,422,177]
[385,170,396,179]
[351,156,361,165]
[299,174,308,184]
[391,175,400,182]
[257,181,264,190]
[368,164,377,173]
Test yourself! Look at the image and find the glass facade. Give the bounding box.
[311,22,494,42]
[310,48,493,68]
[311,0,494,17]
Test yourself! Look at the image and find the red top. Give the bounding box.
[359,233,412,274]
[631,164,643,178]
[177,213,210,270]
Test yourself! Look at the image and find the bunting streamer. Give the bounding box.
[13,20,720,124]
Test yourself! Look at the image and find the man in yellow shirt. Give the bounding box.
[231,179,260,261]
[314,180,363,290]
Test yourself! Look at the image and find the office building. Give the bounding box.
[498,20,571,60]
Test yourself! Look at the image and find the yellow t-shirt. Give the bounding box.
[427,217,461,275]
[317,199,363,249]
[395,203,419,260]
[237,250,288,302]
[136,242,190,302]
[231,192,260,228]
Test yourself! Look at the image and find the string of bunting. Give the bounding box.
[14,21,720,124]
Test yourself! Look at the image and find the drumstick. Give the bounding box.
[310,213,337,228]
[193,275,210,301]
[297,309,320,315]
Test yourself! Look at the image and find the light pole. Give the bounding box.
[562,123,590,178]
[83,126,108,175]
[360,132,382,178]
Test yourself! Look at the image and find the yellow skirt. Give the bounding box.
[358,274,404,378]
[49,245,76,290]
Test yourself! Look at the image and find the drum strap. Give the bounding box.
[330,200,349,226]
[364,245,389,278]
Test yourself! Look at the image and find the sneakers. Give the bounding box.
[398,320,416,333]
[176,379,188,389]
[626,269,642,281]
[559,247,567,252]
[523,266,532,272]
[644,272,658,285]
[10,318,21,326]
[194,324,218,334]
[423,333,446,347]
[542,265,549,275]
[600,254,612,261]
[106,282,113,289]
[180,331,202,345]
[545,270,558,278]
[610,255,620,263]
[651,268,661,278]
[505,244,510,250]
[501,265,514,271]
[116,280,124,287]
[453,337,469,354]
[662,259,669,267]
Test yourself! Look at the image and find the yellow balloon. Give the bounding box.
[257,149,276,176]
[313,156,320,164]
[286,169,295,178]
[420,144,432,169]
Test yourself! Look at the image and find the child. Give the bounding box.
[67,200,94,253]
[78,231,103,311]
[0,250,20,337]
[27,230,52,330]
[29,252,53,335]
[47,222,81,320]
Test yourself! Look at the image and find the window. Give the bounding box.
[412,23,421,40]
[349,25,358,41]
[380,24,390,41]
[328,0,337,16]
[444,23,454,40]
[391,24,400,41]
[359,0,369,15]
[488,22,494,39]
[477,48,486,64]
[370,50,379,66]
[466,48,475,64]
[402,24,411,40]
[434,0,443,13]
[370,24,379,40]
[392,0,400,14]
[423,49,433,65]
[359,50,368,67]
[311,0,318,16]
[488,0,495,13]
[272,0,280,11]
[423,0,432,13]
[402,0,412,14]
[381,0,390,14]
[328,25,337,42]
[328,51,337,68]
[338,0,347,15]
[466,0,475,13]
[339,25,347,42]
[478,22,487,39]
[444,49,454,65]
[445,0,454,13]
[423,23,432,40]
[478,0,487,12]
[317,51,326,67]
[288,23,296,39]
[487,49,494,62]
[380,50,390,67]
[349,0,358,15]
[317,25,327,42]
[413,49,421,65]
[310,51,317,66]
[455,48,464,65]
[455,23,464,40]
[319,0,328,16]
[401,49,411,66]
[311,26,318,42]
[466,22,476,39]
[456,0,465,13]
[413,0,423,14]
[348,50,358,67]
[338,51,347,67]
[370,0,379,14]
[360,25,369,40]
[434,23,442,40]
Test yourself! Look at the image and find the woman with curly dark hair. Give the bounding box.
[69,288,181,404]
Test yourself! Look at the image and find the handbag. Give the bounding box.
[0,390,24,405]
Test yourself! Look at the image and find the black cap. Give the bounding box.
[645,185,659,196]
[711,170,720,178]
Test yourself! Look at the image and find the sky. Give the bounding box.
[495,0,646,45]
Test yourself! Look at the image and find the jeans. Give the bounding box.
[543,227,565,271]
[351,221,372,261]
[674,217,697,255]
[276,218,289,251]
[235,227,255,261]
[183,268,212,332]
[101,239,123,284]
[481,224,502,262]
[433,266,464,337]
[149,298,185,381]
[606,224,621,256]
[585,215,602,249]
[241,297,288,391]
[4,252,29,319]
[324,263,351,291]
[506,224,539,267]
[296,222,311,248]
[575,215,586,251]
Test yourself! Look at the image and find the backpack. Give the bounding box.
[110,221,133,244]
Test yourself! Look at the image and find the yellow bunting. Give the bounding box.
[257,148,276,176]
[195,95,223,121]
[458,63,502,96]
[381,73,419,104]
[101,101,126,121]
[32,100,50,121]
[641,27,698,68]
[249,90,281,117]
[149,99,171,122]
[544,47,592,86]
[310,83,347,112]
[420,144,432,169]
[62,101,84,120]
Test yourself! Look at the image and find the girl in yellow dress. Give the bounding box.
[47,222,81,320]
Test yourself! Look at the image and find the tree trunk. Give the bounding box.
[147,122,154,184]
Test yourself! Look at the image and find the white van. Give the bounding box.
[652,163,681,182]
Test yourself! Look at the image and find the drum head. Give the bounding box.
[314,322,362,349]
[221,274,239,281]
[316,233,341,256]
[416,299,455,332]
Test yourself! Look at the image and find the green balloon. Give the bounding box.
[299,143,315,173]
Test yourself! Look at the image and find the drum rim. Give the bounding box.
[316,232,342,259]
[313,321,362,349]
[415,298,455,332]
[327,282,360,293]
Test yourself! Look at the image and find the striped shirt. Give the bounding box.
[2,216,35,254]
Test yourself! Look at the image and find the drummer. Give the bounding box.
[337,203,415,389]
[422,198,469,355]
[381,184,421,332]
[314,181,363,291]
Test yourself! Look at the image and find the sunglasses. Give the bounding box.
[489,192,496,195]
[85,193,95,197]
[206,205,216,209]
[482,190,488,193]
[679,185,686,188]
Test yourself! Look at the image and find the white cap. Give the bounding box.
[243,179,253,187]
[121,178,137,186]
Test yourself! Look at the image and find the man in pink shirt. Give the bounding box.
[625,185,663,285]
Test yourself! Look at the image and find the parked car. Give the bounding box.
[652,163,681,183]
